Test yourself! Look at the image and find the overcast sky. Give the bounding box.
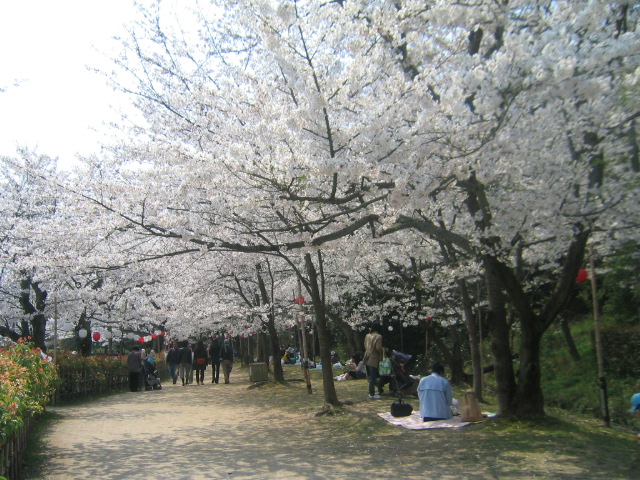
[0,0,138,164]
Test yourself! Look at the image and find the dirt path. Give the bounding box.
[29,369,635,480]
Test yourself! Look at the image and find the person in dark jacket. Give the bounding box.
[178,341,193,386]
[127,345,143,392]
[166,341,181,384]
[193,340,208,385]
[208,338,222,384]
[220,338,234,384]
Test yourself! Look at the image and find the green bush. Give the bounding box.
[0,340,59,442]
[541,318,640,428]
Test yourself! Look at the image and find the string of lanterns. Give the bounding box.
[68,326,166,342]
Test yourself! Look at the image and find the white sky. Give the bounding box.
[0,0,138,164]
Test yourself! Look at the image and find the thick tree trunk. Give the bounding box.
[484,262,517,416]
[305,253,340,405]
[514,323,545,417]
[75,311,92,356]
[267,317,284,381]
[18,276,48,350]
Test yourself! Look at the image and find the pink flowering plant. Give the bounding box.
[0,340,59,442]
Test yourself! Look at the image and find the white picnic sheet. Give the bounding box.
[378,411,496,430]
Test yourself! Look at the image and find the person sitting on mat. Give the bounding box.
[334,353,367,381]
[418,362,453,421]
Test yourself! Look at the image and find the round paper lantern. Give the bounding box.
[151,333,157,340]
[133,334,140,341]
[62,322,74,332]
[576,268,588,283]
[388,326,394,331]
[138,336,145,343]
[92,332,101,341]
[426,316,433,322]
[161,331,166,337]
[295,295,305,305]
[103,331,113,340]
[78,328,88,339]
[126,332,134,340]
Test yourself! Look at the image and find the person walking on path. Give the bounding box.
[179,341,193,386]
[127,345,143,392]
[220,338,234,384]
[363,323,384,399]
[166,341,181,384]
[193,340,208,385]
[209,337,222,384]
[418,363,453,421]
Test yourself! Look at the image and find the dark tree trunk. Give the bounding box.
[515,321,545,417]
[449,327,466,385]
[255,263,284,381]
[75,311,92,356]
[484,261,517,416]
[18,276,48,350]
[459,280,484,401]
[305,253,340,405]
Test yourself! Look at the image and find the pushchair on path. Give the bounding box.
[143,357,163,390]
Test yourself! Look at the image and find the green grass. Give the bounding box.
[260,365,640,477]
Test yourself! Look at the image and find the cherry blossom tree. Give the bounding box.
[48,0,639,416]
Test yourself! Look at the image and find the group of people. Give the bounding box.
[164,338,235,386]
[126,346,158,392]
[331,323,457,421]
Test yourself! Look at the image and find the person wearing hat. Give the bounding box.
[220,338,235,384]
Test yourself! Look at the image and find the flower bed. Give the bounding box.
[0,340,59,479]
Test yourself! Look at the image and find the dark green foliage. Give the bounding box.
[600,242,640,325]
[602,327,640,377]
[541,317,640,428]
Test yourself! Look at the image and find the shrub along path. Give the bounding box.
[27,366,638,480]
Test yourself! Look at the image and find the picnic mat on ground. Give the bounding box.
[378,411,496,430]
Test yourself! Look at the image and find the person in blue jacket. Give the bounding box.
[418,363,453,421]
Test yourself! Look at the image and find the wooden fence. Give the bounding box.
[0,414,36,480]
[52,361,168,404]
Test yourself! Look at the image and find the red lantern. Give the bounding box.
[92,332,101,341]
[576,268,588,283]
[426,316,433,322]
[138,336,145,343]
[161,331,166,337]
[295,295,305,305]
[151,333,157,340]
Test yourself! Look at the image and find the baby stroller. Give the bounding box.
[388,350,419,417]
[143,357,163,390]
[389,350,419,397]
